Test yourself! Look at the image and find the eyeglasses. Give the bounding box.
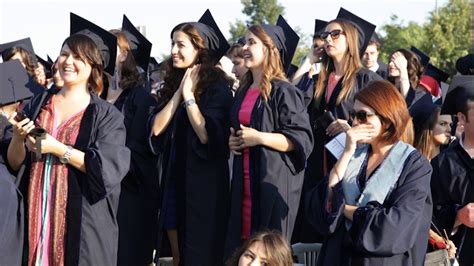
[349,110,376,123]
[320,30,345,40]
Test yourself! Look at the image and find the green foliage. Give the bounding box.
[380,0,472,77]
[228,0,284,43]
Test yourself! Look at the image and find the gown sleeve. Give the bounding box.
[82,105,131,204]
[273,84,314,174]
[349,152,432,255]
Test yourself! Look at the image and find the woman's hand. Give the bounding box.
[391,52,408,72]
[326,119,351,137]
[26,133,64,157]
[229,127,242,155]
[236,124,262,149]
[181,64,200,100]
[344,124,377,153]
[446,240,456,259]
[8,112,35,141]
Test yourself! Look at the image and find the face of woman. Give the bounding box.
[242,31,266,70]
[322,22,348,60]
[58,43,92,87]
[230,56,248,81]
[432,114,452,146]
[352,100,383,144]
[171,30,199,69]
[115,45,127,70]
[238,241,268,266]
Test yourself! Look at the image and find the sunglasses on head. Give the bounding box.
[349,110,376,123]
[320,29,345,40]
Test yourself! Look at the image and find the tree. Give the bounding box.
[228,0,284,43]
[380,0,472,76]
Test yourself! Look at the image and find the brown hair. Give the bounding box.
[388,49,424,90]
[62,34,104,94]
[413,108,441,160]
[109,29,144,90]
[238,25,288,101]
[227,43,244,59]
[355,80,411,145]
[227,231,293,266]
[314,19,361,105]
[158,23,230,104]
[4,47,37,77]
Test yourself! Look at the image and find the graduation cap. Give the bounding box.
[36,55,53,79]
[441,75,474,115]
[410,46,430,69]
[172,9,229,65]
[409,92,437,133]
[260,15,300,74]
[336,8,376,57]
[314,19,328,38]
[455,53,474,75]
[70,12,117,75]
[420,64,450,98]
[0,37,35,62]
[122,15,153,74]
[0,60,39,106]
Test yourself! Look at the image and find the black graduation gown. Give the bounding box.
[225,80,314,257]
[102,87,159,265]
[149,79,233,266]
[306,150,432,265]
[405,86,429,108]
[2,88,131,266]
[431,140,474,266]
[292,68,382,244]
[376,61,388,79]
[0,156,23,266]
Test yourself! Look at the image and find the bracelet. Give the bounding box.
[184,98,196,107]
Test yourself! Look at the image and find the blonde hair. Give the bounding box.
[239,25,287,101]
[314,19,361,105]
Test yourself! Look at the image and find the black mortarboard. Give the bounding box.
[172,9,229,65]
[409,93,437,133]
[0,60,37,106]
[122,15,153,74]
[36,55,53,78]
[260,15,300,74]
[314,19,328,38]
[455,53,474,75]
[336,8,376,57]
[410,46,430,69]
[424,64,449,83]
[276,15,300,75]
[47,55,54,64]
[70,12,117,75]
[0,37,35,62]
[441,75,474,115]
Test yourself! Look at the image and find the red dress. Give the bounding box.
[238,88,260,239]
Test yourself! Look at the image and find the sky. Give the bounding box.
[1,0,448,61]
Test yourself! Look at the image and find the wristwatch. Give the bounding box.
[60,145,73,164]
[184,98,196,107]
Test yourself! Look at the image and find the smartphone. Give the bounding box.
[15,110,28,122]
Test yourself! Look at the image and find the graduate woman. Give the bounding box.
[225,15,313,257]
[149,9,233,265]
[306,80,432,265]
[4,13,130,265]
[106,16,159,266]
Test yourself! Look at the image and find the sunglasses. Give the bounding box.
[320,29,345,40]
[349,110,376,123]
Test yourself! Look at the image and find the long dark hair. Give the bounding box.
[158,23,230,104]
[110,29,144,90]
[62,34,104,94]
